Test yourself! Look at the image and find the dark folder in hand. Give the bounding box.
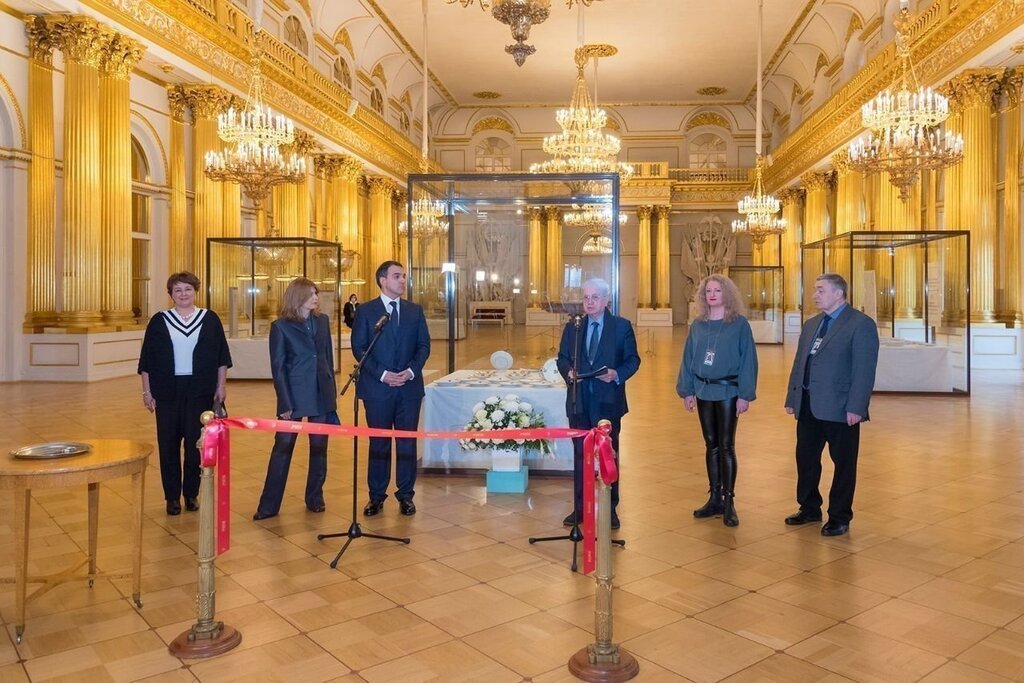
[573,365,609,381]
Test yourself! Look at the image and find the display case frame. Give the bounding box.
[801,230,971,394]
[725,265,784,344]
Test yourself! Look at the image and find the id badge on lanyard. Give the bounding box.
[703,350,715,366]
[810,336,824,355]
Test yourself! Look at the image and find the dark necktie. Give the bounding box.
[389,300,398,329]
[587,321,600,363]
[802,314,832,389]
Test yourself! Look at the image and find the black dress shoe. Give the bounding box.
[252,510,277,521]
[363,500,384,517]
[785,510,822,526]
[399,499,416,516]
[184,497,199,512]
[563,512,578,527]
[307,503,326,513]
[611,514,621,530]
[166,500,181,516]
[821,520,849,536]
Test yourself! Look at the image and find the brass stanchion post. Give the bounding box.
[169,411,242,658]
[568,420,639,682]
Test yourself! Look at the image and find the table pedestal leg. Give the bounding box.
[130,470,144,608]
[87,482,99,587]
[14,489,30,643]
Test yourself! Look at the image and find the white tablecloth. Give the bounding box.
[874,338,952,392]
[422,369,572,472]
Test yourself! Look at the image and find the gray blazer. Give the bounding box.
[269,313,338,419]
[785,305,879,423]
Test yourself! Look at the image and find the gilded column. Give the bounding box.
[182,85,232,295]
[938,94,965,321]
[1000,69,1022,325]
[366,176,395,279]
[893,180,922,317]
[801,171,832,243]
[341,157,363,250]
[545,206,562,300]
[654,205,671,308]
[167,88,188,270]
[99,33,144,325]
[636,205,652,308]
[288,131,318,239]
[315,155,343,242]
[49,16,110,326]
[946,68,1004,323]
[779,188,804,312]
[24,17,57,328]
[527,206,545,306]
[832,150,864,233]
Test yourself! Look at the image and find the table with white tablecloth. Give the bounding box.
[422,369,572,472]
[874,338,953,392]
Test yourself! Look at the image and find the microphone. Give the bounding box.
[571,313,583,327]
[373,314,390,332]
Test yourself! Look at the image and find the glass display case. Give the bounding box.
[406,172,620,474]
[802,230,971,394]
[205,236,344,379]
[726,266,784,344]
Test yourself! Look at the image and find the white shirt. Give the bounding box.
[162,308,207,376]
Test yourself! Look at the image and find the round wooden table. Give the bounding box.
[0,439,151,643]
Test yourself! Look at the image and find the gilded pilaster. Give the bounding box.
[366,176,395,281]
[286,130,318,239]
[945,68,1004,323]
[527,206,545,306]
[545,206,562,300]
[1000,69,1023,325]
[654,205,671,308]
[99,33,144,325]
[341,157,363,250]
[636,205,652,308]
[832,150,864,233]
[24,17,57,328]
[801,171,833,243]
[167,88,188,270]
[779,188,804,312]
[182,85,233,295]
[315,154,344,243]
[48,16,110,325]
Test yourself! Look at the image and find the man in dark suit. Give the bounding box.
[352,260,431,516]
[784,273,879,536]
[556,278,641,530]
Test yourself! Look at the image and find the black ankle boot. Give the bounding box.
[723,493,739,527]
[693,486,723,518]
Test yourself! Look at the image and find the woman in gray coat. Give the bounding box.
[253,278,338,520]
[677,274,758,527]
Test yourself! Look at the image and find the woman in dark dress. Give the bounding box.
[676,274,758,527]
[139,272,232,515]
[253,278,339,520]
[343,293,358,329]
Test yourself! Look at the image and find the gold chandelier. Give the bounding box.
[732,0,784,245]
[848,2,963,201]
[581,233,613,255]
[205,34,304,206]
[529,44,633,183]
[400,197,448,239]
[447,0,604,66]
[563,205,627,232]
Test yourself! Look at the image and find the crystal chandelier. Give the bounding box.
[847,1,963,201]
[563,205,627,232]
[400,197,448,239]
[732,0,784,244]
[447,0,604,66]
[581,232,613,255]
[205,34,305,207]
[529,45,633,183]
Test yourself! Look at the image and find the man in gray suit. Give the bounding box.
[784,273,879,536]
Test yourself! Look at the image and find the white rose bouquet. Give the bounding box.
[459,393,552,456]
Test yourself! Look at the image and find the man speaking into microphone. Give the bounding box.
[352,260,431,517]
[556,278,641,530]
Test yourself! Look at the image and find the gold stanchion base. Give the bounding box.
[568,646,640,682]
[168,623,242,659]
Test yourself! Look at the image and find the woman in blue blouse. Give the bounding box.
[676,274,758,527]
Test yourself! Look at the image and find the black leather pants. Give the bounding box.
[696,397,739,495]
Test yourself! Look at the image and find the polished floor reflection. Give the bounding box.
[2,324,1024,682]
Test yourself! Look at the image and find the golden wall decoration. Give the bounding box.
[685,111,731,132]
[472,116,515,135]
[334,27,353,56]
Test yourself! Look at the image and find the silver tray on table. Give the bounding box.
[10,442,93,459]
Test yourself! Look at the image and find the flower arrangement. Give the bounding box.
[459,394,552,455]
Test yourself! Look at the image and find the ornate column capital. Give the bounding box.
[653,205,671,220]
[313,153,345,178]
[285,129,320,156]
[527,206,544,220]
[25,16,56,64]
[544,206,561,221]
[340,156,363,181]
[167,86,188,122]
[778,187,805,206]
[831,149,852,174]
[180,84,234,120]
[1002,67,1024,109]
[801,170,834,192]
[46,15,110,68]
[942,67,1005,110]
[636,205,653,221]
[99,33,144,79]
[366,175,395,197]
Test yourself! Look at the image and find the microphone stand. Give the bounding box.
[318,317,410,568]
[529,314,623,572]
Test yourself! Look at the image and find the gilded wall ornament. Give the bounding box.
[472,116,515,135]
[685,111,731,131]
[473,91,502,99]
[696,86,726,96]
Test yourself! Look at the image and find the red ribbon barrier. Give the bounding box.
[581,423,617,574]
[200,416,618,559]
